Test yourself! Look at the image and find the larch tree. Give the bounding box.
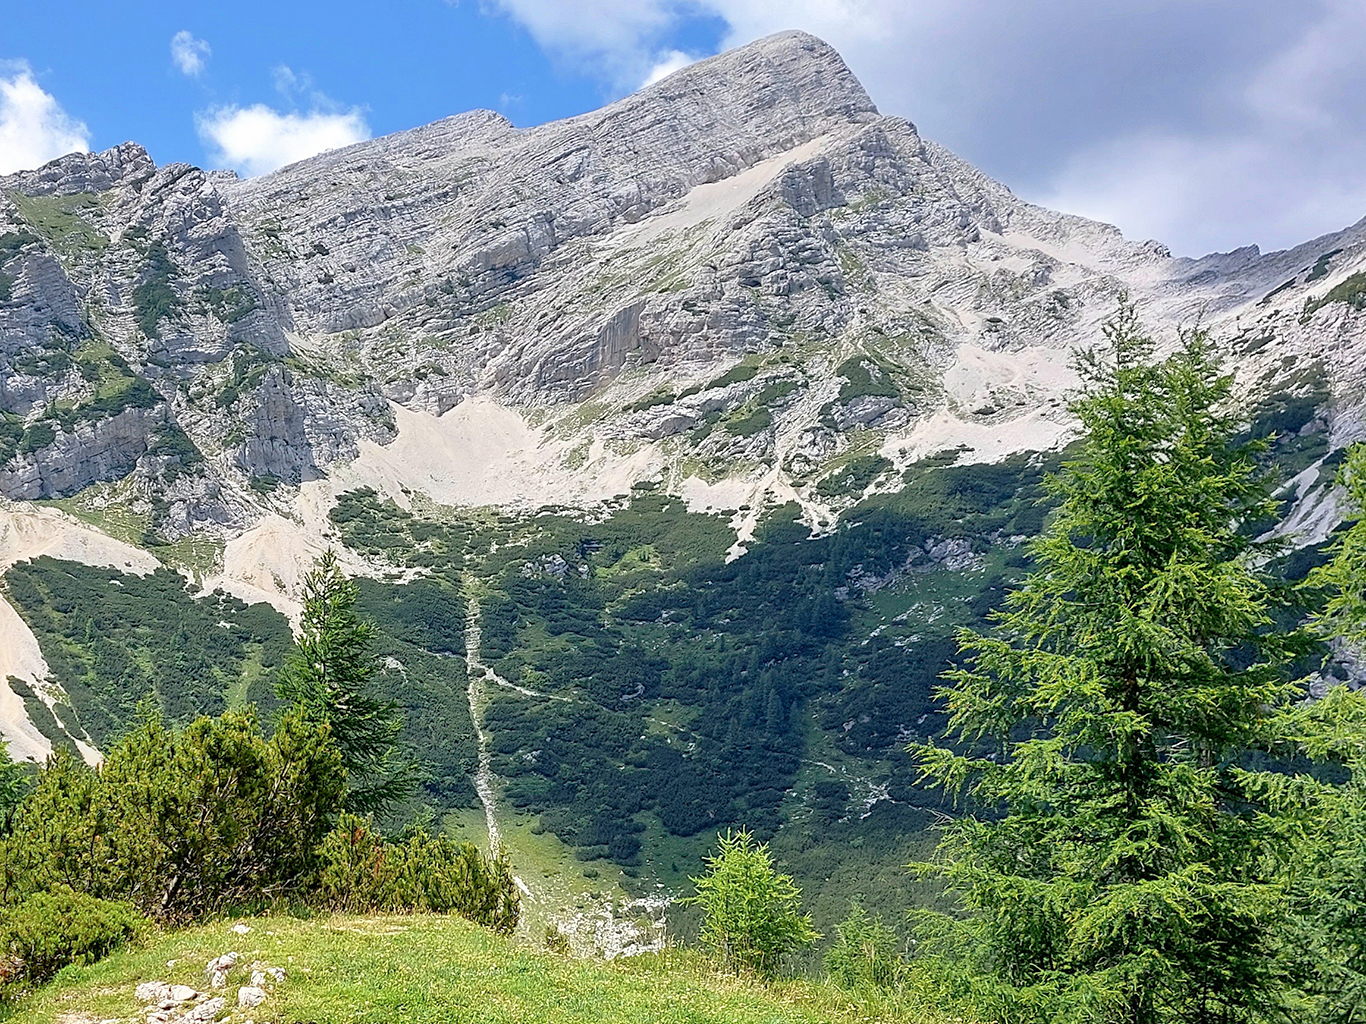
[913,304,1306,1024]
[278,549,412,814]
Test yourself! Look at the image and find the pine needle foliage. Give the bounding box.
[0,706,343,921]
[317,813,520,933]
[1255,685,1366,1024]
[912,304,1306,1024]
[1264,441,1366,1023]
[0,739,27,835]
[685,828,819,980]
[278,549,412,814]
[1311,444,1366,645]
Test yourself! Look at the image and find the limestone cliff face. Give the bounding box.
[0,406,168,500]
[0,29,1362,539]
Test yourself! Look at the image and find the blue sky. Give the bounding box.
[0,1,702,165]
[3,1,1365,257]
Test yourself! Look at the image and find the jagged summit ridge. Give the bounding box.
[241,30,878,185]
[0,29,1361,540]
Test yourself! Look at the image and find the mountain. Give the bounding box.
[2,30,1363,943]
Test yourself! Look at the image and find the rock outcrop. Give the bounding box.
[0,28,1361,542]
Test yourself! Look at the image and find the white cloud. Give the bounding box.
[641,50,695,88]
[1039,134,1366,257]
[170,31,211,77]
[1041,1,1366,254]
[0,64,89,174]
[197,104,370,177]
[489,0,695,88]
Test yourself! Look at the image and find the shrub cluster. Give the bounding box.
[317,815,519,933]
[0,706,521,928]
[0,890,146,990]
[0,707,343,921]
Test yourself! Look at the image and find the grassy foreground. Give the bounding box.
[3,914,953,1024]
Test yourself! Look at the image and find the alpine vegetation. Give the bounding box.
[912,305,1366,1024]
[0,24,1365,1024]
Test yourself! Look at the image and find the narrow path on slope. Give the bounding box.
[461,586,679,957]
[461,585,574,853]
[463,597,502,852]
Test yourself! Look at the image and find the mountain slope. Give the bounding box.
[1,29,1363,940]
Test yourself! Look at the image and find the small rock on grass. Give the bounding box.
[178,996,225,1023]
[238,985,267,1009]
[206,953,239,973]
[206,952,239,989]
[136,982,172,1004]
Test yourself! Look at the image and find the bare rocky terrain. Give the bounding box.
[1,29,1363,783]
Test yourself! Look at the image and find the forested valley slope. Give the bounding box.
[1,30,1364,944]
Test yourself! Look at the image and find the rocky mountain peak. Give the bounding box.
[0,31,1360,560]
[2,141,155,197]
[629,29,878,124]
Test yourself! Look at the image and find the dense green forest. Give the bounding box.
[6,451,1063,873]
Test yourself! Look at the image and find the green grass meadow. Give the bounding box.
[2,914,957,1024]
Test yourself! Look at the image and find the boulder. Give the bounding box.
[135,981,172,1004]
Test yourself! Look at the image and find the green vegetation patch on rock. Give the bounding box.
[1307,248,1343,283]
[725,405,772,437]
[6,191,108,256]
[816,454,893,498]
[1302,271,1366,320]
[835,355,900,404]
[192,283,259,324]
[131,241,184,339]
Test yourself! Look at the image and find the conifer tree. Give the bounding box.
[685,828,818,979]
[913,304,1304,1024]
[279,549,412,814]
[0,737,27,834]
[1270,442,1366,1022]
[1313,443,1366,644]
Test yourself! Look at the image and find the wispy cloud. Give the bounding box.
[170,31,211,77]
[641,49,695,88]
[0,63,89,174]
[197,64,370,177]
[488,0,692,89]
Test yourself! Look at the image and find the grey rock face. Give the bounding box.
[6,141,155,197]
[0,28,1362,537]
[0,406,166,499]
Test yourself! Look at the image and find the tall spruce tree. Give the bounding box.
[913,304,1304,1024]
[279,549,412,814]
